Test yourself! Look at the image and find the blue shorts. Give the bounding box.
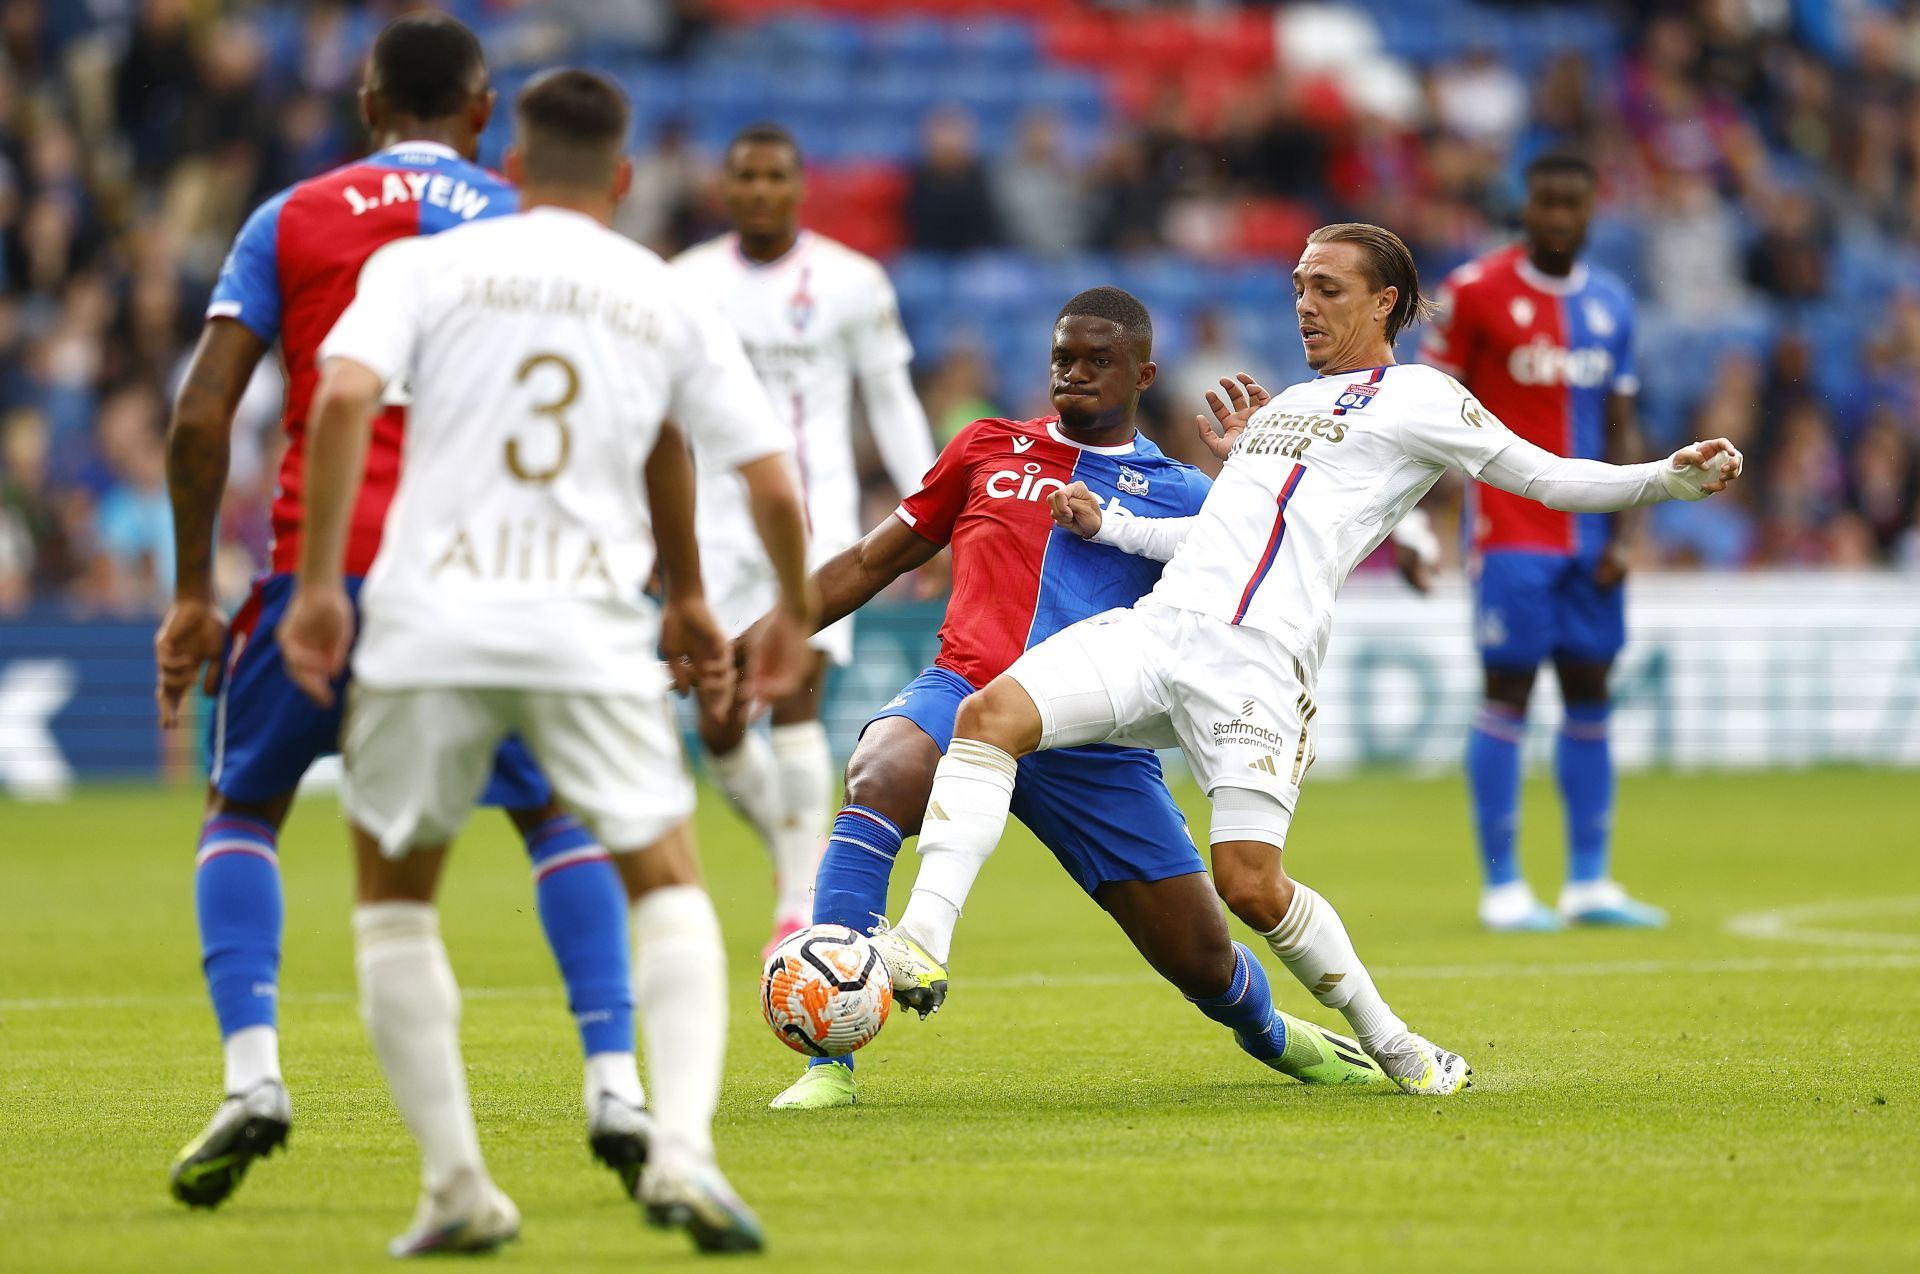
[1473,550,1627,669]
[868,667,1203,895]
[207,573,552,808]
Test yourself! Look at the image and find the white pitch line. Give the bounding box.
[1724,896,1920,952]
[6,951,1920,1014]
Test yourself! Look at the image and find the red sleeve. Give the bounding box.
[895,420,983,547]
[1421,272,1478,377]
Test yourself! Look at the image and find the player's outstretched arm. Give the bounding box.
[812,515,943,632]
[646,423,728,696]
[1046,482,1196,563]
[1194,373,1271,461]
[1391,507,1441,594]
[278,357,381,707]
[154,319,268,728]
[1478,435,1744,512]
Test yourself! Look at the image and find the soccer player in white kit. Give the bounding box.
[869,223,1744,1096]
[277,71,814,1255]
[670,124,937,950]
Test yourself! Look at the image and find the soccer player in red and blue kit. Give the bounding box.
[767,288,1385,1109]
[1422,153,1665,931]
[153,14,643,1206]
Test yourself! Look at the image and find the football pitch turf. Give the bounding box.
[3,770,1916,1272]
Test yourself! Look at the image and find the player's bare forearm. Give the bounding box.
[738,453,816,621]
[813,516,940,632]
[297,358,382,589]
[166,321,267,602]
[646,422,704,600]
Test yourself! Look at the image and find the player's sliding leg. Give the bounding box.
[611,824,764,1253]
[1095,874,1384,1087]
[1468,666,1562,931]
[1552,657,1666,928]
[771,712,944,1110]
[1209,797,1470,1096]
[171,790,296,1208]
[505,800,647,1192]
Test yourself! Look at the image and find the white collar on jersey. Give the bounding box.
[1515,256,1590,296]
[732,229,810,270]
[377,140,461,161]
[1047,419,1138,455]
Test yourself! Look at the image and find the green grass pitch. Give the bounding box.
[3,770,1917,1272]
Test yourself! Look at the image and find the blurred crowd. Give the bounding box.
[4,0,1920,618]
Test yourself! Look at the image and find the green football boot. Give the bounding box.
[768,1063,858,1110]
[1254,1013,1388,1086]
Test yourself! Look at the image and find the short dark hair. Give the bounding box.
[1057,286,1153,355]
[727,122,802,168]
[514,69,630,187]
[1305,222,1437,343]
[368,12,487,121]
[1524,151,1598,186]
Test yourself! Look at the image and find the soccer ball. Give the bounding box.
[760,924,893,1057]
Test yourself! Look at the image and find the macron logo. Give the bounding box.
[1011,436,1034,454]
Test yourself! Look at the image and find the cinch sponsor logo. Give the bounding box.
[1507,340,1614,388]
[985,462,1067,503]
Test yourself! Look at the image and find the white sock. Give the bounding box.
[353,902,485,1191]
[896,740,1018,965]
[223,1024,281,1094]
[769,721,833,922]
[708,730,784,849]
[1261,883,1407,1051]
[631,886,726,1160]
[583,1050,645,1110]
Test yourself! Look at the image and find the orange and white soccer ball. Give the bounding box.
[760,924,893,1057]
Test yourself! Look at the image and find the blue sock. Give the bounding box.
[1557,702,1614,884]
[525,816,633,1058]
[1466,702,1526,888]
[806,805,904,1071]
[1189,942,1287,1060]
[196,814,283,1039]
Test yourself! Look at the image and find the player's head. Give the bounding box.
[505,69,633,212]
[361,12,493,157]
[722,123,805,245]
[1051,287,1156,432]
[1521,152,1597,273]
[1294,223,1436,372]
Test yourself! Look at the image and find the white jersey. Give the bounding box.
[319,206,784,693]
[1149,362,1514,678]
[670,230,920,566]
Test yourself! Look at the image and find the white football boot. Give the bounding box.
[1366,1031,1473,1096]
[387,1167,520,1258]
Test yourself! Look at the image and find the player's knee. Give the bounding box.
[842,748,926,834]
[1212,841,1293,934]
[699,713,748,757]
[953,680,1040,756]
[1483,667,1535,711]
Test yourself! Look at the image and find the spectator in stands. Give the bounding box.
[1160,307,1277,476]
[1086,133,1162,252]
[905,105,1001,254]
[920,341,1002,446]
[993,111,1086,256]
[1746,188,1830,302]
[1431,46,1529,150]
[90,385,171,612]
[616,119,713,255]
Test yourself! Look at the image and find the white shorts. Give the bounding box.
[1003,603,1320,845]
[342,685,694,855]
[704,543,854,665]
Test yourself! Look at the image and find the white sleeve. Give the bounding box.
[847,263,916,377]
[857,359,937,495]
[1090,510,1197,563]
[317,240,427,387]
[1478,435,1727,510]
[668,290,787,472]
[1396,375,1521,479]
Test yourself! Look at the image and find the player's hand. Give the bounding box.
[748,604,813,706]
[277,583,354,708]
[1195,373,1270,462]
[1593,540,1630,591]
[154,598,228,729]
[659,593,731,696]
[1669,438,1744,494]
[1047,481,1105,539]
[1395,543,1434,594]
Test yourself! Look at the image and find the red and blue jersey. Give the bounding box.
[205,141,516,577]
[1422,244,1638,558]
[895,416,1211,690]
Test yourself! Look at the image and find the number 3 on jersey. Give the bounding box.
[507,352,576,483]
